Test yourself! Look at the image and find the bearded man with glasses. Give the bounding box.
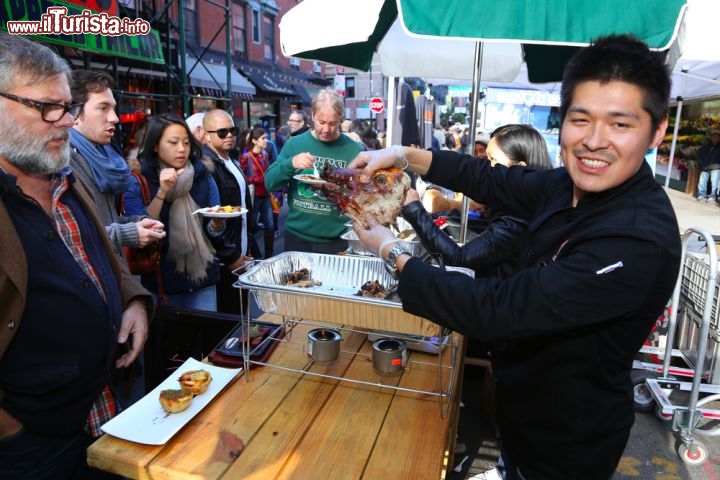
[0,33,152,479]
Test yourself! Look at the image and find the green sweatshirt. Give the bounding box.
[265,131,363,243]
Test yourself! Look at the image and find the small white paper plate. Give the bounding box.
[193,206,248,218]
[293,174,329,185]
[100,358,242,445]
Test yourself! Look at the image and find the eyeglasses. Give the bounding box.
[288,118,303,123]
[0,91,83,122]
[206,126,239,139]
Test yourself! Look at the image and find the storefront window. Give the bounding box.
[252,10,261,44]
[702,99,720,119]
[346,77,356,98]
[233,99,246,128]
[263,16,274,61]
[232,3,246,56]
[192,97,217,112]
[249,101,275,128]
[184,0,198,46]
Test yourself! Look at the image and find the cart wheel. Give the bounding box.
[631,370,657,412]
[655,405,673,422]
[678,441,708,466]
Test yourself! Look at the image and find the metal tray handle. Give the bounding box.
[232,258,265,277]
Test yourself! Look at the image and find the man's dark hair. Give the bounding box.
[70,70,115,105]
[560,34,671,134]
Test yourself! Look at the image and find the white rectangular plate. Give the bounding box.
[100,358,242,445]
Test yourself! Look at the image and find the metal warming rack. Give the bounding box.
[235,251,474,417]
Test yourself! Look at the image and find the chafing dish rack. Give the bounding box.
[234,251,474,417]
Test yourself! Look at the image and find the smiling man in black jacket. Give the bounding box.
[350,35,681,479]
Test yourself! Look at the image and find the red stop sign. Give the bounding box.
[369,97,385,114]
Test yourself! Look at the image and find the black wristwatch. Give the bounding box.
[384,244,410,279]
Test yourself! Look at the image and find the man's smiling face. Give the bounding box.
[560,80,667,205]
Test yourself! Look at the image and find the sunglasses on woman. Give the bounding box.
[206,126,239,139]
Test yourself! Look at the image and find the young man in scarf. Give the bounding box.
[69,70,165,255]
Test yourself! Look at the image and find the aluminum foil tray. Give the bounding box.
[236,251,473,336]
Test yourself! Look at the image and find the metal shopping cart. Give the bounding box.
[641,227,720,466]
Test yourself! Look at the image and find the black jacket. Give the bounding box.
[401,200,526,278]
[202,146,254,265]
[399,151,681,479]
[290,125,309,137]
[698,140,720,172]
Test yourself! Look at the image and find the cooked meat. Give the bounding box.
[358,280,389,298]
[285,268,321,287]
[313,164,410,228]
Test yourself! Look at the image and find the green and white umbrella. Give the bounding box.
[281,0,688,83]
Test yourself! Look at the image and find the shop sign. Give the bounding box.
[448,85,472,98]
[485,88,560,107]
[0,0,164,65]
[334,69,345,97]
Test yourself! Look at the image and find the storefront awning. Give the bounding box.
[292,84,313,104]
[68,59,168,79]
[241,68,296,96]
[185,56,255,99]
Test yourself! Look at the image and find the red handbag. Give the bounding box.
[121,172,162,275]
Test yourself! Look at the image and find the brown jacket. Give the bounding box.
[0,176,153,362]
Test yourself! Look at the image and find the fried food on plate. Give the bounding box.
[207,205,243,213]
[159,388,193,413]
[178,369,212,395]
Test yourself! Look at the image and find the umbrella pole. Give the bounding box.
[664,97,683,190]
[459,42,484,244]
[386,76,398,148]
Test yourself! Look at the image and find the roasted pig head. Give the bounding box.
[314,164,411,228]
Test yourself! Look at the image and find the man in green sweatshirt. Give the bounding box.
[265,89,363,253]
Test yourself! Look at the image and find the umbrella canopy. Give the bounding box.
[669,0,720,100]
[281,0,688,83]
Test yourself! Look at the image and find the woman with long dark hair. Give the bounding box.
[124,113,226,309]
[402,124,552,278]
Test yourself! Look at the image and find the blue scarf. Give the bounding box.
[69,128,130,194]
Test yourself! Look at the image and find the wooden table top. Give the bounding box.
[88,314,463,479]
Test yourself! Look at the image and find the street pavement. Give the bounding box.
[667,188,720,237]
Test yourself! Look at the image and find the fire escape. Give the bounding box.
[115,0,240,116]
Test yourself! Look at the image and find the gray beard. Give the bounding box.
[0,115,70,174]
[0,142,70,174]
